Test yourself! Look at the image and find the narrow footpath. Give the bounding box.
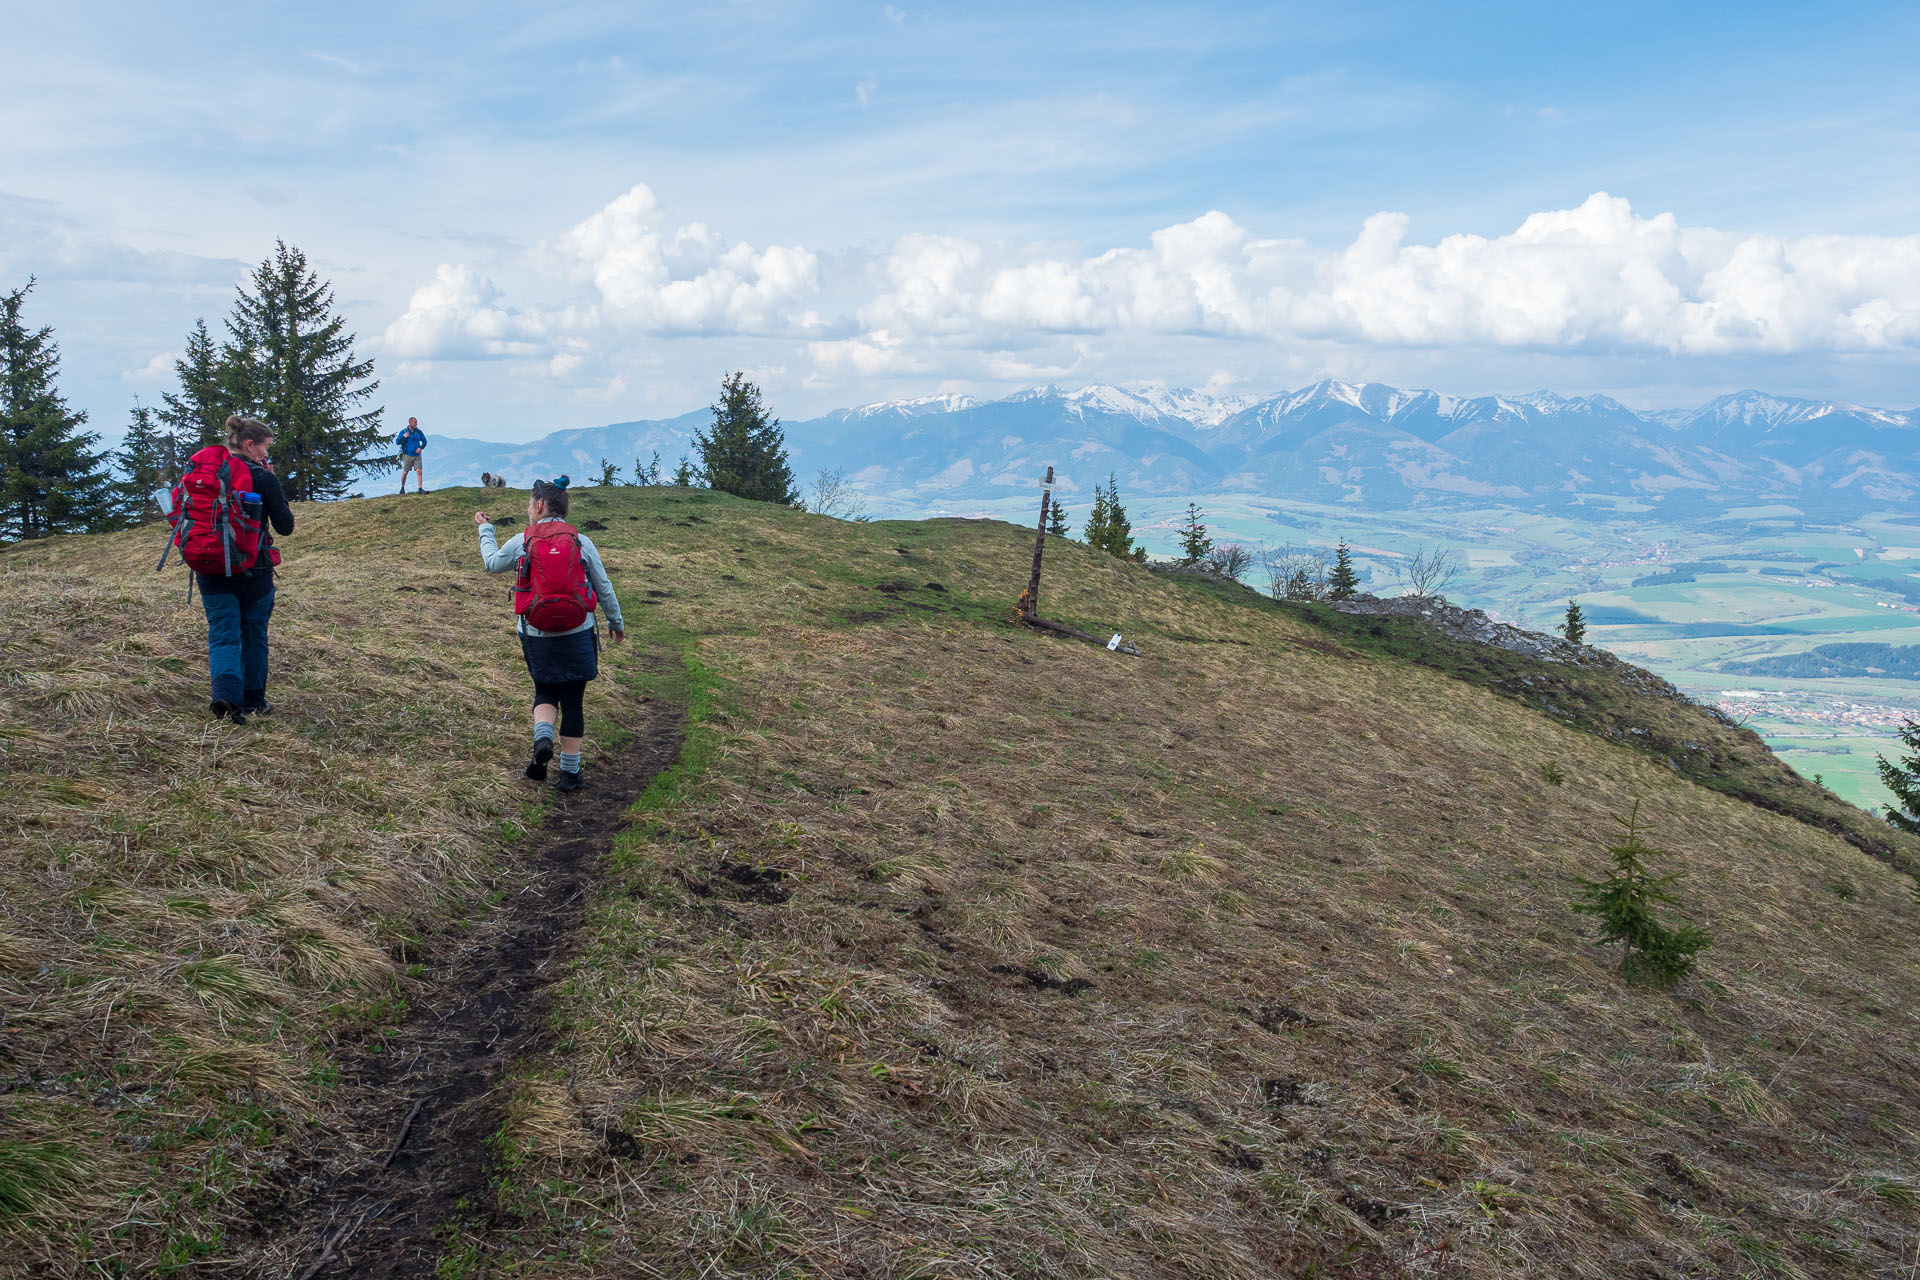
[237,693,685,1278]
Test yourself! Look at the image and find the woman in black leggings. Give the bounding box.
[474,477,625,792]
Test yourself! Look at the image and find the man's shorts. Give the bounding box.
[400,453,423,476]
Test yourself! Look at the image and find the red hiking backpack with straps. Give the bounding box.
[514,521,597,632]
[163,446,267,577]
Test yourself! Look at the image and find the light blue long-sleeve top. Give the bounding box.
[478,520,625,637]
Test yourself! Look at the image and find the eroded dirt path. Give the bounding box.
[237,694,684,1279]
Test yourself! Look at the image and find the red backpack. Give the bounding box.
[162,446,266,577]
[514,522,597,632]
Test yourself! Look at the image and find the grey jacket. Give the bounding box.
[478,521,625,637]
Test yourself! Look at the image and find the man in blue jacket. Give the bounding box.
[396,417,428,494]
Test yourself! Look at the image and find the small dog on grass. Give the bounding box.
[480,472,508,488]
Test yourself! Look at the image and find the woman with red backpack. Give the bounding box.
[473,476,625,792]
[177,416,294,725]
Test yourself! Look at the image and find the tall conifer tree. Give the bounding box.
[221,242,382,502]
[159,317,233,454]
[0,279,114,540]
[110,400,177,525]
[695,372,797,505]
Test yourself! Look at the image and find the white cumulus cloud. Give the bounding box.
[381,263,579,360]
[553,183,822,334]
[855,193,1920,358]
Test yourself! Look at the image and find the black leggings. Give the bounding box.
[532,680,586,737]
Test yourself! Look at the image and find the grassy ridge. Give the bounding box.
[0,490,646,1274]
[464,492,1917,1278]
[5,487,1920,1277]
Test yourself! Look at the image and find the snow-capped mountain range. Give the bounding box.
[417,381,1920,517]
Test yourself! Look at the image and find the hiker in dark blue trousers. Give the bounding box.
[199,417,294,725]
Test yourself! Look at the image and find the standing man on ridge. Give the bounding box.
[395,416,428,494]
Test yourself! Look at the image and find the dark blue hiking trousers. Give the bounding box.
[202,587,275,707]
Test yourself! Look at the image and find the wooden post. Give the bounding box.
[1018,465,1054,619]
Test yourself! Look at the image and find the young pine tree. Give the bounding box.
[1327,539,1360,600]
[1177,502,1212,566]
[695,372,797,505]
[1570,802,1711,991]
[1046,496,1068,537]
[597,457,621,486]
[0,278,115,540]
[159,317,234,453]
[1563,599,1588,645]
[110,400,178,525]
[1874,718,1920,834]
[221,241,382,502]
[634,450,661,486]
[671,453,699,487]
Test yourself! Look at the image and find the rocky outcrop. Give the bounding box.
[1328,593,1708,712]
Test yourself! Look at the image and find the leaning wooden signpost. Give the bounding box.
[1016,465,1141,654]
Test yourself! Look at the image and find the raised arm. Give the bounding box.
[578,536,624,633]
[475,518,523,573]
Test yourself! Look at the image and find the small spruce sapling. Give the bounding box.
[1874,717,1920,834]
[1327,540,1360,600]
[671,453,699,487]
[1177,503,1212,565]
[1563,600,1587,646]
[1046,496,1068,538]
[1570,802,1711,990]
[597,457,621,486]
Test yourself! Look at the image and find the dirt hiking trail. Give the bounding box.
[236,693,685,1279]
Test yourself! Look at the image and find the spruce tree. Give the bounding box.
[159,317,233,453]
[1563,599,1588,645]
[1875,719,1920,834]
[1094,474,1135,559]
[1327,540,1360,600]
[597,457,621,486]
[110,400,178,525]
[1571,803,1711,990]
[0,279,114,540]
[1177,502,1212,566]
[695,372,797,505]
[1047,496,1068,537]
[1082,484,1110,548]
[221,241,382,502]
[671,453,699,487]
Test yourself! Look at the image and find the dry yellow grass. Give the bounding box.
[0,490,645,1273]
[503,492,1917,1279]
[6,486,1919,1278]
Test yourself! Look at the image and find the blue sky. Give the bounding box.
[6,1,1919,441]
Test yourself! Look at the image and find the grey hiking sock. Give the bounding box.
[533,722,556,749]
[558,750,581,774]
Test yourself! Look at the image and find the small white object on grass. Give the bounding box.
[1107,633,1124,651]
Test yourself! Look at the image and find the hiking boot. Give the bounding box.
[554,768,585,793]
[209,699,247,726]
[524,744,550,781]
[244,698,275,716]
